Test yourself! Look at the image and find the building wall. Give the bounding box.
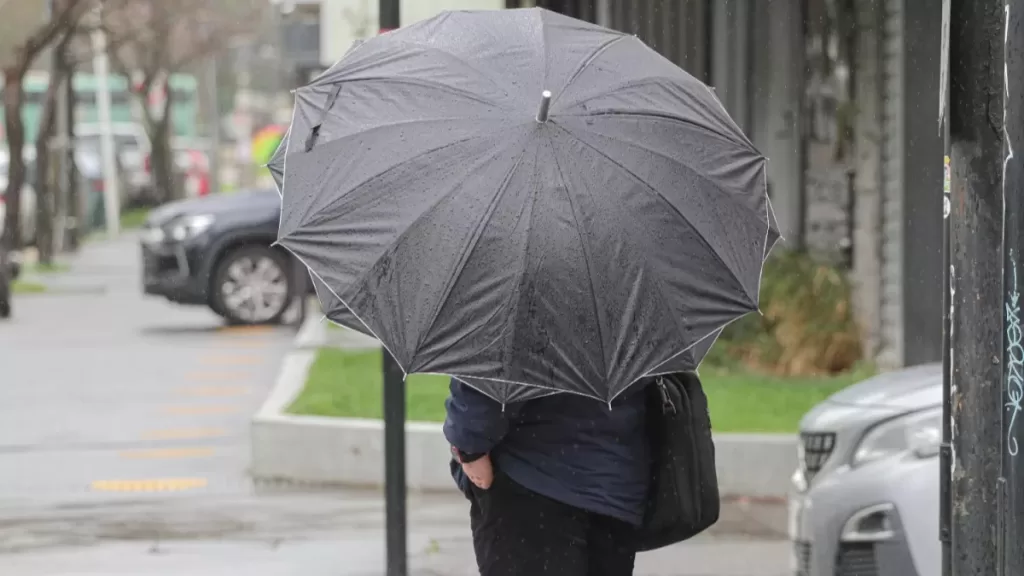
[878,0,906,367]
[899,0,943,366]
[852,0,884,359]
[321,0,504,68]
[748,0,804,246]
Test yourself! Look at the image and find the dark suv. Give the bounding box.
[140,188,304,325]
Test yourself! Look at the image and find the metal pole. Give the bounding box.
[1001,2,1024,574]
[204,54,222,195]
[939,1,953,575]
[377,4,406,575]
[88,5,120,237]
[948,1,1005,574]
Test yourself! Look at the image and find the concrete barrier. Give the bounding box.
[250,328,800,497]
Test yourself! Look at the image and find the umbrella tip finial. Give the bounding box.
[536,90,553,123]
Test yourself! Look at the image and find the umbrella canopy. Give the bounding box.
[276,8,780,403]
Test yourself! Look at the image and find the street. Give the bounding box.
[0,235,791,576]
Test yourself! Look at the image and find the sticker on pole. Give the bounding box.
[944,155,951,218]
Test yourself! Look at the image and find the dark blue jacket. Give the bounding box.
[443,379,650,526]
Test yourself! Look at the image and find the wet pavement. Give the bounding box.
[0,234,792,575]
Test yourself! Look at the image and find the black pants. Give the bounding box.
[467,472,637,576]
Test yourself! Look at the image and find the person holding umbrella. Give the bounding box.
[447,375,651,575]
[274,8,778,575]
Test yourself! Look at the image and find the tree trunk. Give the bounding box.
[2,67,30,251]
[64,69,80,252]
[33,36,71,265]
[138,82,178,203]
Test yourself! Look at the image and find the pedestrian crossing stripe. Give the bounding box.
[90,478,208,492]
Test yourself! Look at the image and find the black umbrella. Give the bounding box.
[275,8,780,403]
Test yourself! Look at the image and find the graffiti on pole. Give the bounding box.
[1006,251,1023,457]
[944,155,951,218]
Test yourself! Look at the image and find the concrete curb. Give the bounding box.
[251,312,797,534]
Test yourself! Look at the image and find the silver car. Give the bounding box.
[789,363,941,576]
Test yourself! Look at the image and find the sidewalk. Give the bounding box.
[0,491,791,576]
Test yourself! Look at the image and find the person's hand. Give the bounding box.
[462,454,494,489]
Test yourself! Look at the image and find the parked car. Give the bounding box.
[76,122,153,206]
[789,363,941,576]
[0,148,39,247]
[171,137,211,198]
[140,187,303,325]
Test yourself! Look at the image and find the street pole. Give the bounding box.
[377,4,406,575]
[1001,1,1024,574]
[88,4,120,237]
[204,54,222,195]
[938,1,953,575]
[947,1,1005,575]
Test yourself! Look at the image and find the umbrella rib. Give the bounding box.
[558,76,752,148]
[545,133,610,384]
[567,117,772,226]
[411,146,530,370]
[550,34,628,106]
[356,38,512,105]
[552,123,756,307]
[332,75,508,109]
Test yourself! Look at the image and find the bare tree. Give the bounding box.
[31,28,77,264]
[103,0,261,202]
[1,0,93,251]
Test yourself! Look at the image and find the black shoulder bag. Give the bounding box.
[634,371,720,552]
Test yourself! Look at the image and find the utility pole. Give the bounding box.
[947,1,1005,575]
[939,0,953,574]
[88,4,120,237]
[377,4,406,575]
[1001,1,1024,574]
[203,53,222,196]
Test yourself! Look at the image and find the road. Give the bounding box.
[0,234,793,576]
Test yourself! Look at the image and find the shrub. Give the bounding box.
[707,250,863,376]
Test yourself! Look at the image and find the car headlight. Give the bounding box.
[168,214,215,241]
[852,407,942,467]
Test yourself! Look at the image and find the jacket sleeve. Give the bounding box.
[443,378,520,455]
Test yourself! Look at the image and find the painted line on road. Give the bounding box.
[142,428,228,440]
[164,405,242,415]
[184,370,253,382]
[90,478,208,492]
[208,339,270,349]
[120,447,216,460]
[199,354,264,366]
[217,325,274,336]
[177,386,251,397]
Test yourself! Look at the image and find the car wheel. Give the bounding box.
[210,245,293,326]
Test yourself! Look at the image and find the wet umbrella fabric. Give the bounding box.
[275,8,780,403]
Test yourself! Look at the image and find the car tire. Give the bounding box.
[210,245,293,326]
